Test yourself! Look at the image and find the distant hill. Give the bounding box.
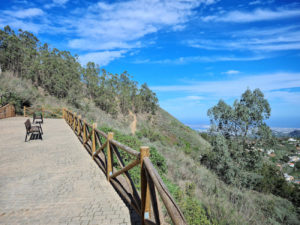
[290,130,300,138]
[272,128,300,138]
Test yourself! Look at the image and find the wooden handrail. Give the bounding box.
[143,157,187,225]
[24,106,62,118]
[93,140,108,158]
[110,139,140,157]
[62,108,187,225]
[110,159,140,179]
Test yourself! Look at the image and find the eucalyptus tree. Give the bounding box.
[204,88,274,186]
[83,62,100,98]
[208,88,272,143]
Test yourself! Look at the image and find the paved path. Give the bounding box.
[0,117,138,225]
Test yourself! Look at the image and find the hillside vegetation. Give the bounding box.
[1,26,299,225]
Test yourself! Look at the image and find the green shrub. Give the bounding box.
[136,126,162,142]
[99,126,167,189]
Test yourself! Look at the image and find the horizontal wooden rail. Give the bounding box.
[24,106,62,118]
[143,157,186,225]
[110,139,140,157]
[94,127,107,139]
[0,104,15,119]
[93,140,108,158]
[110,159,140,179]
[62,108,187,225]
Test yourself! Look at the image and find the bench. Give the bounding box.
[33,112,43,124]
[24,119,43,142]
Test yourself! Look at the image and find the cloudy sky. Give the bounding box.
[1,0,300,128]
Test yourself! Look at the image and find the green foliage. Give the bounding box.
[163,178,213,225]
[0,26,158,116]
[134,83,158,114]
[199,132,211,142]
[205,89,300,220]
[256,164,300,208]
[203,132,300,209]
[180,183,213,225]
[205,89,273,182]
[99,126,167,188]
[149,146,167,175]
[208,88,273,145]
[255,196,299,225]
[0,74,39,113]
[202,135,238,185]
[295,161,300,170]
[135,126,162,142]
[83,62,100,98]
[170,182,213,225]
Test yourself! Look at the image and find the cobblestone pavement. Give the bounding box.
[0,117,138,225]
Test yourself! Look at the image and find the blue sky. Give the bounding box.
[1,0,300,128]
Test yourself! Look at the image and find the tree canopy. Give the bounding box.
[208,88,272,144]
[0,26,158,115]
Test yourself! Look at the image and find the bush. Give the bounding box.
[99,126,167,188]
[0,73,39,114]
[295,161,300,170]
[175,183,213,225]
[136,126,162,142]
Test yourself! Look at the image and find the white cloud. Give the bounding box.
[79,50,127,66]
[0,18,42,33]
[157,72,300,123]
[186,25,300,52]
[186,96,204,100]
[249,0,261,5]
[68,0,213,51]
[266,91,300,104]
[3,8,44,18]
[163,95,204,102]
[152,72,300,101]
[69,39,141,51]
[134,54,268,64]
[0,0,218,65]
[45,0,69,8]
[223,70,240,75]
[53,0,69,4]
[202,8,300,23]
[235,25,300,37]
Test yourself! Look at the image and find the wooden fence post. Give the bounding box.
[77,115,81,135]
[92,123,97,157]
[62,108,65,119]
[141,146,151,224]
[83,120,87,143]
[73,112,77,132]
[107,132,114,181]
[69,111,71,124]
[24,106,26,117]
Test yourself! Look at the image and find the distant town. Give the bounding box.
[266,137,300,184]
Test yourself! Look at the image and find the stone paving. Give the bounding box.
[0,117,139,225]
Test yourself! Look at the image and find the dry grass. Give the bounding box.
[145,140,298,225]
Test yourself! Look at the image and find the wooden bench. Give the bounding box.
[24,119,43,142]
[33,112,43,124]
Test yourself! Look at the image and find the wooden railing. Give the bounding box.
[63,108,187,225]
[0,104,15,119]
[23,106,63,118]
